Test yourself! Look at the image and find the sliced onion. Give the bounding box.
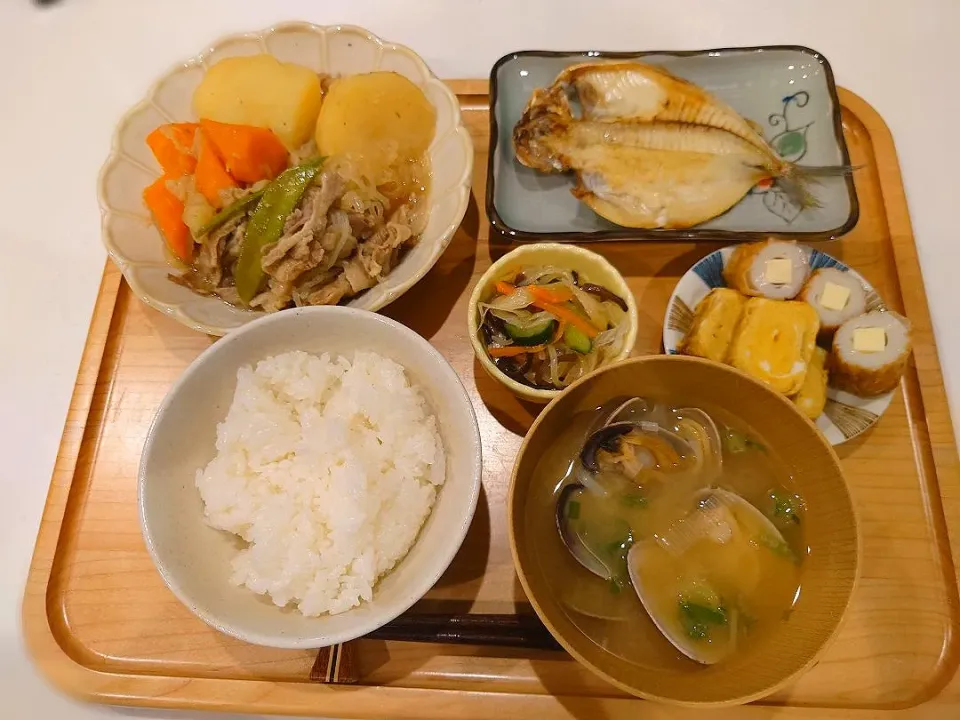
[565,355,586,385]
[182,189,215,237]
[489,309,554,331]
[583,350,599,374]
[595,309,629,357]
[547,345,562,388]
[488,287,534,311]
[572,286,609,329]
[604,302,627,327]
[519,265,576,286]
[164,176,191,202]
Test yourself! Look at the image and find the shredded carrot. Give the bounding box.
[146,123,198,177]
[195,132,238,208]
[495,280,516,296]
[143,177,192,263]
[488,345,544,358]
[528,284,575,304]
[199,120,289,184]
[533,300,599,338]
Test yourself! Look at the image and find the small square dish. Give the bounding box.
[487,46,859,242]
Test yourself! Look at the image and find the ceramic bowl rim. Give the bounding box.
[98,21,473,336]
[138,305,483,648]
[466,243,639,402]
[506,353,861,706]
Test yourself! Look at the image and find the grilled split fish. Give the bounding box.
[513,61,850,229]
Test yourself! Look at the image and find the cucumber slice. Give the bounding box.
[564,325,593,354]
[504,318,556,346]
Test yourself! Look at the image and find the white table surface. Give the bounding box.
[2,0,958,718]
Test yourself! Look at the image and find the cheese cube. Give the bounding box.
[765,258,793,285]
[853,327,886,353]
[820,282,851,311]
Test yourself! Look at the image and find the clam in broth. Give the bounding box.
[533,398,806,667]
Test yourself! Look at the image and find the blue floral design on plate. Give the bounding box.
[809,248,845,271]
[691,250,726,289]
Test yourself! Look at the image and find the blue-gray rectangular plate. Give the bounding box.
[487,46,859,242]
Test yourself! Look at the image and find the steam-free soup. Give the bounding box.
[525,398,806,667]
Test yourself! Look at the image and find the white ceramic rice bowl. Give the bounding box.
[138,307,482,648]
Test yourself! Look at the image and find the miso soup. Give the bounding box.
[525,398,806,667]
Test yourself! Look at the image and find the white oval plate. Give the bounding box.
[663,245,892,445]
[98,22,473,336]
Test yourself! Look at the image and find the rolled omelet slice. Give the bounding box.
[679,288,747,363]
[793,346,828,420]
[829,310,911,396]
[728,297,820,395]
[724,240,810,300]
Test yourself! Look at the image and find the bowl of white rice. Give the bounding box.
[139,307,482,648]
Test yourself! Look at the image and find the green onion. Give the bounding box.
[679,600,728,641]
[722,427,766,454]
[770,490,803,525]
[758,534,800,564]
[620,492,648,508]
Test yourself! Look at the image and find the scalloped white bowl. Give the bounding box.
[98,23,474,335]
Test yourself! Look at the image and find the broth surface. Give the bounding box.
[526,401,806,667]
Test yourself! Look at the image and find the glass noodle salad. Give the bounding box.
[478,266,630,390]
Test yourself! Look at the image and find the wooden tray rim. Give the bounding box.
[21,82,960,719]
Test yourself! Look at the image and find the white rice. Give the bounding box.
[195,350,445,616]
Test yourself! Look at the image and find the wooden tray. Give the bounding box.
[23,80,960,718]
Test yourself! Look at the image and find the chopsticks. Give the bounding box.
[311,613,563,684]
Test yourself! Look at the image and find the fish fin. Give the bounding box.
[774,164,859,210]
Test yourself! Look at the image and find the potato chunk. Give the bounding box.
[315,72,435,179]
[193,55,322,149]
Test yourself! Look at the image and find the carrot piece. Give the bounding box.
[495,281,517,296]
[143,177,192,263]
[195,132,238,208]
[488,345,544,358]
[528,284,575,304]
[146,123,198,176]
[199,120,289,184]
[533,300,600,339]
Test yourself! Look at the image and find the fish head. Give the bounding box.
[513,84,575,172]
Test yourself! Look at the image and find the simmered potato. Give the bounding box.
[316,72,435,179]
[193,55,322,149]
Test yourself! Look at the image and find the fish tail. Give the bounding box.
[773,163,859,210]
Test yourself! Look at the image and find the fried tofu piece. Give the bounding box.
[793,346,828,420]
[728,297,820,395]
[679,288,747,363]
